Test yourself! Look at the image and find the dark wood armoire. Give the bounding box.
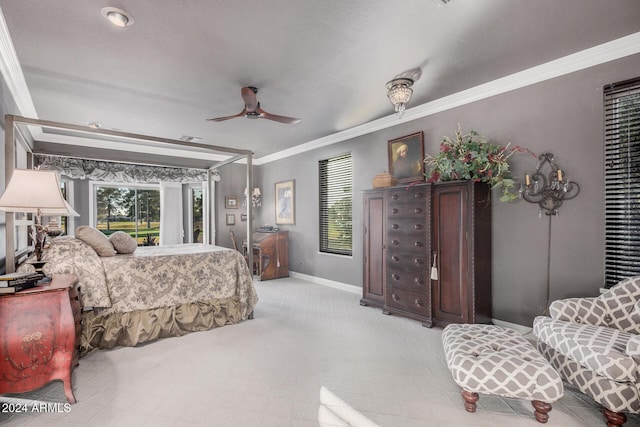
[361,181,491,327]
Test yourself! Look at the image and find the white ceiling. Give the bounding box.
[1,0,639,166]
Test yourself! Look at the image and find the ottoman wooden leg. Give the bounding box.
[603,408,627,427]
[462,390,479,413]
[531,400,551,423]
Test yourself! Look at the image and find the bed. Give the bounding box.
[21,236,258,354]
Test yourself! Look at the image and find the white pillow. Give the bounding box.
[109,231,137,254]
[75,226,116,257]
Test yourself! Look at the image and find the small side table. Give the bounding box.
[0,274,79,404]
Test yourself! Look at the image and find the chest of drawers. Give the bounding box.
[382,184,432,326]
[0,274,80,404]
[362,181,492,327]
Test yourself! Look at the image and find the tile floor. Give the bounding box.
[1,276,639,426]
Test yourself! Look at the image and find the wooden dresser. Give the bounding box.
[0,274,80,404]
[361,181,491,327]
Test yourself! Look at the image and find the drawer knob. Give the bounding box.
[414,299,424,307]
[392,239,400,246]
[414,208,423,214]
[414,258,423,265]
[392,294,399,301]
[414,224,423,230]
[414,241,423,247]
[414,277,424,285]
[392,224,399,230]
[392,208,399,214]
[392,274,400,281]
[414,193,423,199]
[392,194,399,200]
[391,256,400,262]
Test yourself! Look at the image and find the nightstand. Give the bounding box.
[0,274,80,404]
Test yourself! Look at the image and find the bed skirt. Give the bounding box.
[80,296,249,355]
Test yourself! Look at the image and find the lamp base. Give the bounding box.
[28,260,47,274]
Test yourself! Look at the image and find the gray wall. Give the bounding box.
[257,53,640,326]
[0,75,25,273]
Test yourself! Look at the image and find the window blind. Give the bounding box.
[319,153,353,256]
[604,77,640,287]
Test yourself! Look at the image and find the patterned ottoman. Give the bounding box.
[442,324,564,423]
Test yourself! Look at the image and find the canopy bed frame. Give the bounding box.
[3,114,256,274]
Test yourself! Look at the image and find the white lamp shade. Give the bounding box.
[0,169,79,216]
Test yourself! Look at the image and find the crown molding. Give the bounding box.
[257,31,640,165]
[0,10,638,166]
[0,8,37,119]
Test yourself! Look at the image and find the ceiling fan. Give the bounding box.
[207,86,301,124]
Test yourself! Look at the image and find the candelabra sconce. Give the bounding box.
[519,152,580,217]
[243,187,261,208]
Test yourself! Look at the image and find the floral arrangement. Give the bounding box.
[424,125,534,202]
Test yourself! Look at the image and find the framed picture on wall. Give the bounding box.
[388,131,425,183]
[226,213,235,225]
[275,180,295,225]
[225,195,239,209]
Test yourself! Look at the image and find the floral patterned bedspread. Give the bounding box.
[38,238,257,317]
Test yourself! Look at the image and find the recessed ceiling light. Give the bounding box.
[101,7,134,28]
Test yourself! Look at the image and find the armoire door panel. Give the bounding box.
[368,198,385,298]
[361,192,385,307]
[432,184,470,324]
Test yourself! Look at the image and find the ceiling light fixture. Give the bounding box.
[101,7,134,28]
[386,78,414,118]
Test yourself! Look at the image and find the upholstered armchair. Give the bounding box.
[534,275,640,426]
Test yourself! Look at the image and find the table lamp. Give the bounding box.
[0,169,79,263]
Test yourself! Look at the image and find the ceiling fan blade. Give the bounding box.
[257,108,301,124]
[206,110,246,121]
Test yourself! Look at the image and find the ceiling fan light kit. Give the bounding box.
[386,77,414,118]
[101,7,135,28]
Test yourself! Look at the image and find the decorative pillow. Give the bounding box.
[75,226,116,257]
[40,236,111,308]
[109,231,137,254]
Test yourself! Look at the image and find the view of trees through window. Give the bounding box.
[95,185,160,246]
[192,188,203,243]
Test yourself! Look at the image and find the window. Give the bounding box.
[191,187,204,243]
[319,153,352,256]
[93,184,160,246]
[604,77,640,287]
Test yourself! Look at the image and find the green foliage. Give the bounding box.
[327,196,352,251]
[424,125,534,202]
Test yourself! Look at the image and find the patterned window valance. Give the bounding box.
[35,155,219,183]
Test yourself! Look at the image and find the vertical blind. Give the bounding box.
[604,77,640,287]
[319,153,353,256]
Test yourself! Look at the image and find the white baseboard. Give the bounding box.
[289,272,536,335]
[289,271,361,295]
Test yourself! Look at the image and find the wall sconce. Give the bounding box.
[519,152,580,217]
[244,187,261,207]
[519,153,580,315]
[386,77,414,118]
[0,170,79,262]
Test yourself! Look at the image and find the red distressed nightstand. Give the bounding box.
[0,274,80,403]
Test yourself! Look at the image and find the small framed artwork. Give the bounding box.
[388,131,425,183]
[225,195,239,209]
[240,213,255,222]
[275,180,295,225]
[226,213,235,225]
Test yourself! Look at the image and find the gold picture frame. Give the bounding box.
[388,131,425,183]
[275,180,295,225]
